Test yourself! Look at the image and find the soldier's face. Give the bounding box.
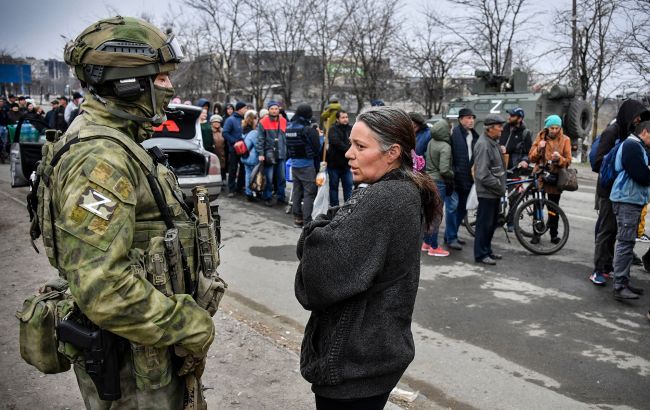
[460,115,475,130]
[154,73,173,88]
[346,122,400,184]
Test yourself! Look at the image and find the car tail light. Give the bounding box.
[207,153,220,175]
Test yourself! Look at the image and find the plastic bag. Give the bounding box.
[312,163,330,219]
[466,185,478,210]
[249,163,265,192]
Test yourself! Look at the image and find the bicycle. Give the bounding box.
[463,164,570,255]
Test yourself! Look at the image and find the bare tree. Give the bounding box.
[306,0,356,111]
[623,0,650,83]
[185,0,248,102]
[429,0,531,76]
[344,0,400,112]
[259,0,315,108]
[399,22,462,116]
[240,0,275,109]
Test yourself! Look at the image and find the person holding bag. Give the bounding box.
[257,101,287,206]
[528,114,572,244]
[241,111,261,201]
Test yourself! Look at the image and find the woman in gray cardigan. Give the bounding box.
[295,107,442,409]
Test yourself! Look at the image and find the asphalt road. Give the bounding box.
[2,162,649,409]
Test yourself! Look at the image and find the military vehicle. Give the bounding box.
[446,69,593,147]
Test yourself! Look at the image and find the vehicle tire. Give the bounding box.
[513,197,569,255]
[463,208,478,237]
[565,100,592,140]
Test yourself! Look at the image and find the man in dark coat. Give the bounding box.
[223,101,248,197]
[446,108,479,250]
[326,110,353,206]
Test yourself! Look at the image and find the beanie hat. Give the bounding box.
[295,103,313,120]
[259,108,269,118]
[458,107,475,118]
[266,100,279,109]
[210,114,223,123]
[544,114,562,128]
[235,101,247,111]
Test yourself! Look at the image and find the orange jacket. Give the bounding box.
[529,129,572,194]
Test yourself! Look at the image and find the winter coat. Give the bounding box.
[424,120,453,183]
[499,123,532,168]
[320,102,342,132]
[528,129,572,195]
[256,115,287,161]
[200,122,214,153]
[295,169,421,400]
[415,126,432,157]
[594,99,650,198]
[610,135,650,206]
[473,134,506,199]
[223,112,244,153]
[450,124,479,192]
[326,123,352,170]
[212,127,226,165]
[241,130,259,166]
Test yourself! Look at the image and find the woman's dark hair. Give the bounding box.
[356,106,442,230]
[213,102,223,115]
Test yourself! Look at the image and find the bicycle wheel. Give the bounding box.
[510,190,536,238]
[513,197,569,255]
[464,208,478,237]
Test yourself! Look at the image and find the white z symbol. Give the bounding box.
[490,100,503,114]
[80,190,112,220]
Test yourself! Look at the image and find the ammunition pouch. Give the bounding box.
[130,343,174,390]
[195,274,226,317]
[16,279,72,374]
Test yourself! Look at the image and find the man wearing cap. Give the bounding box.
[64,91,83,124]
[223,101,248,197]
[473,114,507,265]
[447,107,480,250]
[257,100,287,206]
[45,100,59,129]
[500,107,532,170]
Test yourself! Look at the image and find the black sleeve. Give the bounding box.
[622,141,650,186]
[594,125,618,171]
[329,127,350,153]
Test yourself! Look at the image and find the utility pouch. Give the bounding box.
[130,343,173,390]
[145,236,174,297]
[16,280,72,374]
[195,274,227,317]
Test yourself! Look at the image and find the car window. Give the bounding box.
[151,107,200,140]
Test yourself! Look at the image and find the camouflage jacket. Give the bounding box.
[41,112,214,357]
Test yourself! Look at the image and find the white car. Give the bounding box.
[142,104,223,204]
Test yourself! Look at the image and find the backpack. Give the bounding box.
[598,139,622,190]
[589,135,601,172]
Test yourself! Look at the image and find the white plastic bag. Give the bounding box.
[312,163,330,219]
[466,184,478,210]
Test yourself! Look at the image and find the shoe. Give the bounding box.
[633,253,642,266]
[457,238,467,245]
[613,287,640,300]
[550,236,561,245]
[264,200,273,207]
[637,234,650,243]
[477,256,497,265]
[293,218,304,228]
[530,236,540,245]
[227,192,235,198]
[421,243,431,252]
[428,247,450,257]
[627,284,645,295]
[447,241,463,250]
[246,195,256,202]
[589,272,607,286]
[490,253,503,260]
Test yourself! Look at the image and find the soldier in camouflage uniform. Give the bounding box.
[35,17,217,409]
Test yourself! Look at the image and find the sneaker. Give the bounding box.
[613,286,640,300]
[293,218,304,228]
[421,243,431,252]
[447,241,463,250]
[490,253,503,260]
[457,238,467,245]
[428,247,450,257]
[477,256,497,265]
[627,283,645,295]
[589,272,607,286]
[637,234,650,243]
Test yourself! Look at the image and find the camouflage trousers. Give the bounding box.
[74,350,184,410]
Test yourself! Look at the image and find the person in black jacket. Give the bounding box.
[590,99,650,285]
[446,108,479,250]
[295,106,441,410]
[326,110,353,206]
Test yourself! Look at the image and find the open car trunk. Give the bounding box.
[166,150,208,176]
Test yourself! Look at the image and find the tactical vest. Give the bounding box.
[285,121,313,160]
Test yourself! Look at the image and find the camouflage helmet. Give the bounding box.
[64,16,183,86]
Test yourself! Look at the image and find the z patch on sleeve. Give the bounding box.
[78,187,117,221]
